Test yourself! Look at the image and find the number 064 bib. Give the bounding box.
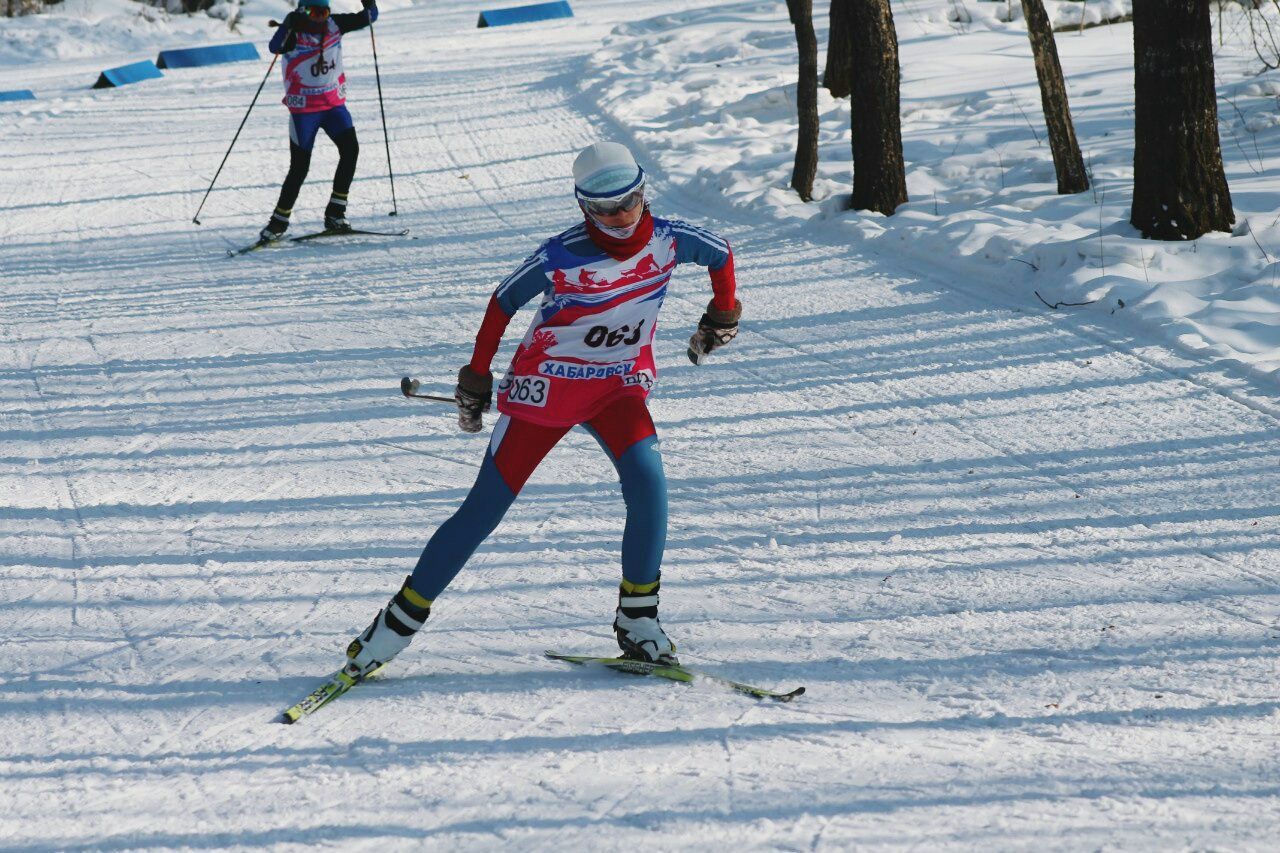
[497,227,678,427]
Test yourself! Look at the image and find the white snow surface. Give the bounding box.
[2,0,1280,849]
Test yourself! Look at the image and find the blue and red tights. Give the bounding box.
[408,395,667,601]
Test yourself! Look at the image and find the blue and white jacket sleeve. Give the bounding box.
[493,248,550,317]
[668,219,737,311]
[269,19,295,55]
[469,247,549,374]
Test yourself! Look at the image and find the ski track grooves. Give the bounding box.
[1,1,1278,849]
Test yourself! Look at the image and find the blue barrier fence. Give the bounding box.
[94,60,164,89]
[156,42,260,69]
[478,1,572,28]
[0,89,36,102]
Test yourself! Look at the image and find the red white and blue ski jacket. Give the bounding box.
[469,213,737,427]
[269,5,377,114]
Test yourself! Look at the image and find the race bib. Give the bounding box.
[501,375,550,408]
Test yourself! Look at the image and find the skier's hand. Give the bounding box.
[455,365,493,433]
[687,298,742,365]
[361,0,377,8]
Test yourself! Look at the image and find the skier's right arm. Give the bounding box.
[455,251,547,432]
[269,13,300,54]
[467,250,546,376]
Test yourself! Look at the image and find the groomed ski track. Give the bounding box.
[2,1,1279,849]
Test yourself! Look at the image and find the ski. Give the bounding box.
[545,651,805,702]
[229,228,409,257]
[290,227,409,242]
[280,664,385,724]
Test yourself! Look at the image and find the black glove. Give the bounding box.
[361,0,376,8]
[455,365,493,434]
[687,298,742,365]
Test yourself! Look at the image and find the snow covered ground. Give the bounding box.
[2,0,1279,849]
[0,0,414,70]
[590,0,1280,383]
[1,0,281,67]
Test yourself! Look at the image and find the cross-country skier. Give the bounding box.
[342,141,742,677]
[260,0,378,242]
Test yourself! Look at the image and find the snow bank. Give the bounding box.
[583,0,1280,383]
[0,0,413,66]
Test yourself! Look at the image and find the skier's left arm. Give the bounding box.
[334,0,378,33]
[672,221,742,364]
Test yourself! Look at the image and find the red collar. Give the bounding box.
[583,209,654,260]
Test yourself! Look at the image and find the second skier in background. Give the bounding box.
[261,0,378,243]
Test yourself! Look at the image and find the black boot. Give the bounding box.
[259,207,291,242]
[324,192,350,232]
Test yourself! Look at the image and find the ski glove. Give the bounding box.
[455,365,493,434]
[362,0,376,7]
[687,298,742,365]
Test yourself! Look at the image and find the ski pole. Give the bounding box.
[192,53,279,225]
[401,377,454,404]
[369,21,399,216]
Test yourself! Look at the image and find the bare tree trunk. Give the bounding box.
[787,0,820,201]
[1021,0,1088,193]
[823,0,852,99]
[1130,0,1233,240]
[848,0,908,215]
[6,0,51,15]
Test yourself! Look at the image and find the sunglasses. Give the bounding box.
[306,6,330,19]
[582,188,645,217]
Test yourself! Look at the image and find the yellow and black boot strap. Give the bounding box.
[618,576,660,619]
[384,575,432,637]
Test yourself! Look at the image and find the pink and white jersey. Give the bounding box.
[280,20,346,113]
[496,225,680,427]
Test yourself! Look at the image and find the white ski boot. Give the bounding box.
[613,576,677,664]
[344,576,432,678]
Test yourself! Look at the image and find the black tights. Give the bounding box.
[275,127,359,212]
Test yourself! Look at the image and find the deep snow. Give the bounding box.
[2,1,1279,849]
